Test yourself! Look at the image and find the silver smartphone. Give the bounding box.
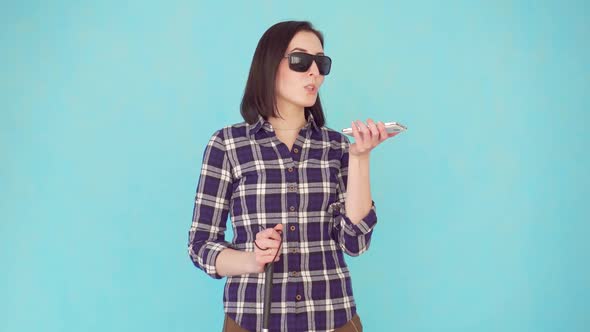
[341,122,407,136]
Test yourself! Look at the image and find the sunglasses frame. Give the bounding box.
[284,52,332,76]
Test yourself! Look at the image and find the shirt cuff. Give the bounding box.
[330,200,378,236]
[191,241,233,279]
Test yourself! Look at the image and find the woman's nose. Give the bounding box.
[308,60,320,76]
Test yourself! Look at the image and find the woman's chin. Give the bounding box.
[301,96,318,107]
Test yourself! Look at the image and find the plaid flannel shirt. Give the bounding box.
[188,110,377,332]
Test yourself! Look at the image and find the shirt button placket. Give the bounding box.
[285,163,301,309]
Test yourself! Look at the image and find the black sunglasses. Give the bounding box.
[284,52,332,76]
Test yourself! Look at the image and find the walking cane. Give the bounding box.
[262,261,274,332]
[261,229,282,332]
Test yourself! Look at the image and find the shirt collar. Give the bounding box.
[248,109,320,137]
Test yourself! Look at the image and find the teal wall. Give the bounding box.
[1,1,588,331]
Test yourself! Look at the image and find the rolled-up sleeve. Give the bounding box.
[188,129,234,279]
[329,135,378,256]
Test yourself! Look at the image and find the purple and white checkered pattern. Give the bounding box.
[188,110,377,332]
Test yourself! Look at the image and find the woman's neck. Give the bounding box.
[268,100,306,130]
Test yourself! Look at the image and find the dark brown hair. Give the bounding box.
[240,21,326,127]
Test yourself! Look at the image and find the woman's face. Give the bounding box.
[275,31,326,110]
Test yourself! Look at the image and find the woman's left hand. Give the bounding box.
[349,118,399,157]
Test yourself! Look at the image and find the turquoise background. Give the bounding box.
[1,1,588,331]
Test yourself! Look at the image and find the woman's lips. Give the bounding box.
[304,84,317,94]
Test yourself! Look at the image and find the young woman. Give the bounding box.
[188,21,396,332]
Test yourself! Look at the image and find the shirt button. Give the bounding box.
[287,167,294,173]
[290,271,299,277]
[295,294,302,301]
[293,148,299,153]
[290,225,296,232]
[289,206,295,212]
[289,184,297,192]
[289,248,298,254]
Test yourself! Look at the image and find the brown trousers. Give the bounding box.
[222,313,362,332]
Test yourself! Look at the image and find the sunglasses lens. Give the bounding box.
[288,53,332,75]
[316,56,332,75]
[289,53,313,72]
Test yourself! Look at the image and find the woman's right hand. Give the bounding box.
[252,224,284,273]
